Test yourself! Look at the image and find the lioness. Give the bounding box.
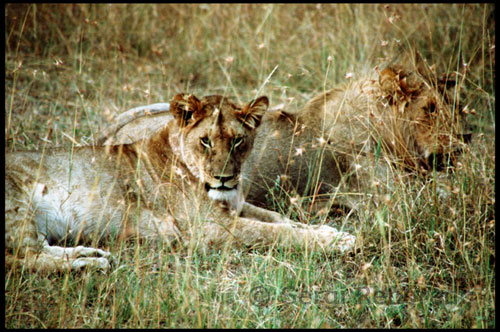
[98,54,468,215]
[5,94,355,272]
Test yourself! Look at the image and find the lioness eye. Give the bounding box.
[427,101,437,114]
[200,137,211,148]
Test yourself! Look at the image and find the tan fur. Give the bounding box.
[243,56,468,210]
[5,94,355,272]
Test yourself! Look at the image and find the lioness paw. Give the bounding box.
[315,225,356,253]
[71,256,112,272]
[72,246,113,259]
[42,245,114,272]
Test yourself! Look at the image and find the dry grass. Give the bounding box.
[4,4,495,328]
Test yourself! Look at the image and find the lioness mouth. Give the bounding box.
[205,183,236,192]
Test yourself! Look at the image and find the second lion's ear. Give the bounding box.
[171,93,204,127]
[237,96,269,129]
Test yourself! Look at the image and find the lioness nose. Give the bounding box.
[214,175,235,183]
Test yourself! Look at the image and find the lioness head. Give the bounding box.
[170,93,268,206]
[377,57,469,171]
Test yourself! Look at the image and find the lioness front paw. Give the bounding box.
[314,225,356,253]
[71,256,112,271]
[72,246,115,271]
[72,246,113,259]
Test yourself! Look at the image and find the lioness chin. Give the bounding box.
[5,94,354,272]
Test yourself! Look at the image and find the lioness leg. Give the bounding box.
[5,177,113,272]
[198,217,355,253]
[123,209,182,244]
[240,202,292,224]
[5,218,113,273]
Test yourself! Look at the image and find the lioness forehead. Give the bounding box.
[196,95,248,137]
[200,95,241,114]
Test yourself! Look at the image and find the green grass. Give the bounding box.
[4,4,495,328]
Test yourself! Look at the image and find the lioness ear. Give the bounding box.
[379,68,398,94]
[379,66,421,98]
[170,93,204,127]
[237,96,268,129]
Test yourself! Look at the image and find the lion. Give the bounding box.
[242,55,469,212]
[5,94,355,272]
[97,53,469,216]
